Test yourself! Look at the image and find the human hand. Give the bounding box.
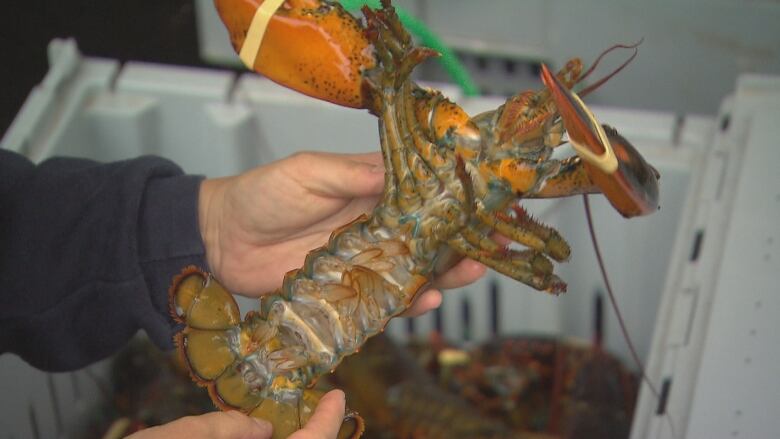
[125,410,271,439]
[198,151,486,316]
[125,390,347,439]
[288,390,347,439]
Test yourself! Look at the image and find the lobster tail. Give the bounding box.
[170,266,365,439]
[170,267,260,408]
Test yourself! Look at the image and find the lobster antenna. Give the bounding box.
[577,39,643,98]
[582,194,679,438]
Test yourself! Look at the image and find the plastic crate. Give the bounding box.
[631,75,780,439]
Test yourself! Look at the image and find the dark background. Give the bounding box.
[0,0,208,138]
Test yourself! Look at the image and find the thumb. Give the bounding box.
[289,389,347,439]
[127,411,272,439]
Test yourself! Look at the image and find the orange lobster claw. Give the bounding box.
[214,0,376,108]
[540,64,659,217]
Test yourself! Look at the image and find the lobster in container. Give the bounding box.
[431,336,638,439]
[328,333,519,439]
[169,1,660,437]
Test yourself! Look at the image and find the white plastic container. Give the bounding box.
[631,75,780,439]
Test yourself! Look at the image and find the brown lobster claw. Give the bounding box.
[540,64,659,217]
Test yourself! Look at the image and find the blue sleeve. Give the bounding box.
[0,148,206,371]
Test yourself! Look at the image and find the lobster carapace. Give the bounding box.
[170,1,660,437]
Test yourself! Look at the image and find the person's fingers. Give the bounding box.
[432,258,487,290]
[290,152,385,199]
[128,410,272,439]
[341,151,384,166]
[290,389,347,439]
[400,259,487,317]
[400,289,443,317]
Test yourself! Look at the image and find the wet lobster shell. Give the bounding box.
[169,1,660,437]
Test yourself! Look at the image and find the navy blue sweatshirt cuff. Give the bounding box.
[137,173,207,351]
[0,149,207,371]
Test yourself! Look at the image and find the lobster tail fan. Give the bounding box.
[338,413,366,439]
[169,266,205,323]
[171,267,240,386]
[211,363,265,410]
[170,267,241,329]
[170,267,251,403]
[178,328,237,382]
[170,269,366,438]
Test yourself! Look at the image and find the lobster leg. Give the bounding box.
[400,87,572,263]
[393,85,525,269]
[365,7,441,224]
[447,236,564,293]
[474,205,570,262]
[379,93,468,262]
[392,61,572,279]
[380,111,423,214]
[531,156,601,198]
[476,58,583,154]
[398,86,466,202]
[368,6,484,270]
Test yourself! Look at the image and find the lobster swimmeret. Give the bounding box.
[169,1,660,437]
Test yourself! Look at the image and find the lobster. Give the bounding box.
[327,333,517,439]
[434,337,638,438]
[169,1,660,438]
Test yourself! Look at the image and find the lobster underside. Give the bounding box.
[171,213,428,438]
[170,1,660,437]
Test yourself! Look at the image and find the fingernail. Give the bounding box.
[324,388,345,401]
